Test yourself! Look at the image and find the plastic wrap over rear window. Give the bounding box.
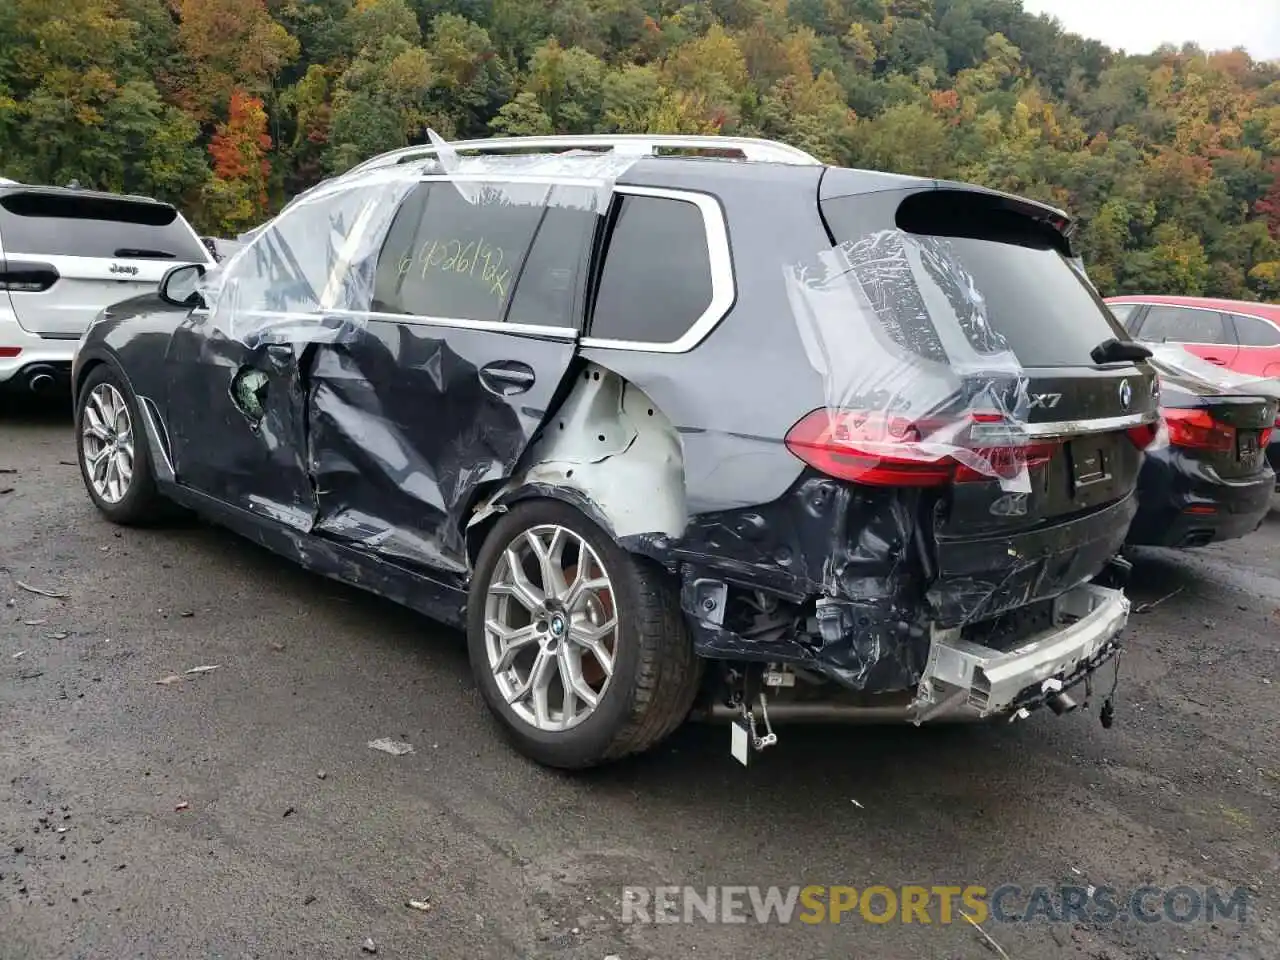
[0,191,208,262]
[821,191,1126,368]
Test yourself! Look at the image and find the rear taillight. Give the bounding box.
[783,409,1059,487]
[0,347,21,358]
[1126,421,1160,450]
[0,262,59,293]
[1163,408,1234,452]
[1261,427,1273,447]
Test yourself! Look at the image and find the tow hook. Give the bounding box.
[731,692,777,766]
[728,667,781,766]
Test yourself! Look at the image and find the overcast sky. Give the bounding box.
[1019,0,1280,61]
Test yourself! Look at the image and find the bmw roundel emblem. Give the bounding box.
[1119,379,1132,408]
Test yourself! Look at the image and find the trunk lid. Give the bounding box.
[1150,361,1279,480]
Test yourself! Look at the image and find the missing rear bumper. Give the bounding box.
[913,582,1127,721]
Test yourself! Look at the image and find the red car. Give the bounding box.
[1104,295,1280,379]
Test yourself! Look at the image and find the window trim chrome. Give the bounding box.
[578,185,735,354]
[201,180,736,347]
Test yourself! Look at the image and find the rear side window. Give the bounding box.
[373,182,546,323]
[1231,313,1280,347]
[0,191,208,262]
[589,194,713,344]
[505,187,597,328]
[820,191,1128,368]
[1139,306,1229,345]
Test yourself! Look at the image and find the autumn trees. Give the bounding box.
[0,0,1277,300]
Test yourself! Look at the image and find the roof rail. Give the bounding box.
[344,134,823,177]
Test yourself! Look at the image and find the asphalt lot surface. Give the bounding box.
[2,395,1279,960]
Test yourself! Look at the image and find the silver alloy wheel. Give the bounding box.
[81,383,135,505]
[483,524,619,732]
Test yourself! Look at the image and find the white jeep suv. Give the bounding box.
[0,182,213,396]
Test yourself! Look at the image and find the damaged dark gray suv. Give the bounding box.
[72,134,1160,769]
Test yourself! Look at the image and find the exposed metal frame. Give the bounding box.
[345,134,823,177]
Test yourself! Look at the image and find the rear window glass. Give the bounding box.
[0,191,207,262]
[372,182,545,323]
[821,192,1128,368]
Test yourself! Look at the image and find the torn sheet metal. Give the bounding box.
[468,365,688,544]
[783,230,1035,496]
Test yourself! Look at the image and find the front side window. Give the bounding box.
[373,182,547,323]
[589,194,714,344]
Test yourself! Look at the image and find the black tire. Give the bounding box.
[75,364,175,526]
[467,499,703,770]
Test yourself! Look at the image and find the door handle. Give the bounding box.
[1204,356,1226,365]
[479,360,536,396]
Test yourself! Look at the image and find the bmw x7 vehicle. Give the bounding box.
[72,134,1159,769]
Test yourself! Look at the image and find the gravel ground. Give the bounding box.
[2,396,1278,960]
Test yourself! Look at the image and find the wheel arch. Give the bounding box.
[75,353,176,485]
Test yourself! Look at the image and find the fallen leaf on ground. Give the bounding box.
[368,738,414,756]
[155,675,184,685]
[184,665,220,675]
[14,581,68,599]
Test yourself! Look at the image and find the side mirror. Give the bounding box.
[159,263,207,308]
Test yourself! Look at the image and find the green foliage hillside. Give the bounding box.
[2,0,1279,299]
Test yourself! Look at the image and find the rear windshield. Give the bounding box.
[821,191,1127,368]
[0,191,208,262]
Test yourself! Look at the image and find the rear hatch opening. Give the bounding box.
[796,178,1159,629]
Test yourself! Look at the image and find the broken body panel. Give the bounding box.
[73,148,1157,729]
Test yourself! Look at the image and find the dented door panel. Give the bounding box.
[306,319,577,573]
[163,316,315,529]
